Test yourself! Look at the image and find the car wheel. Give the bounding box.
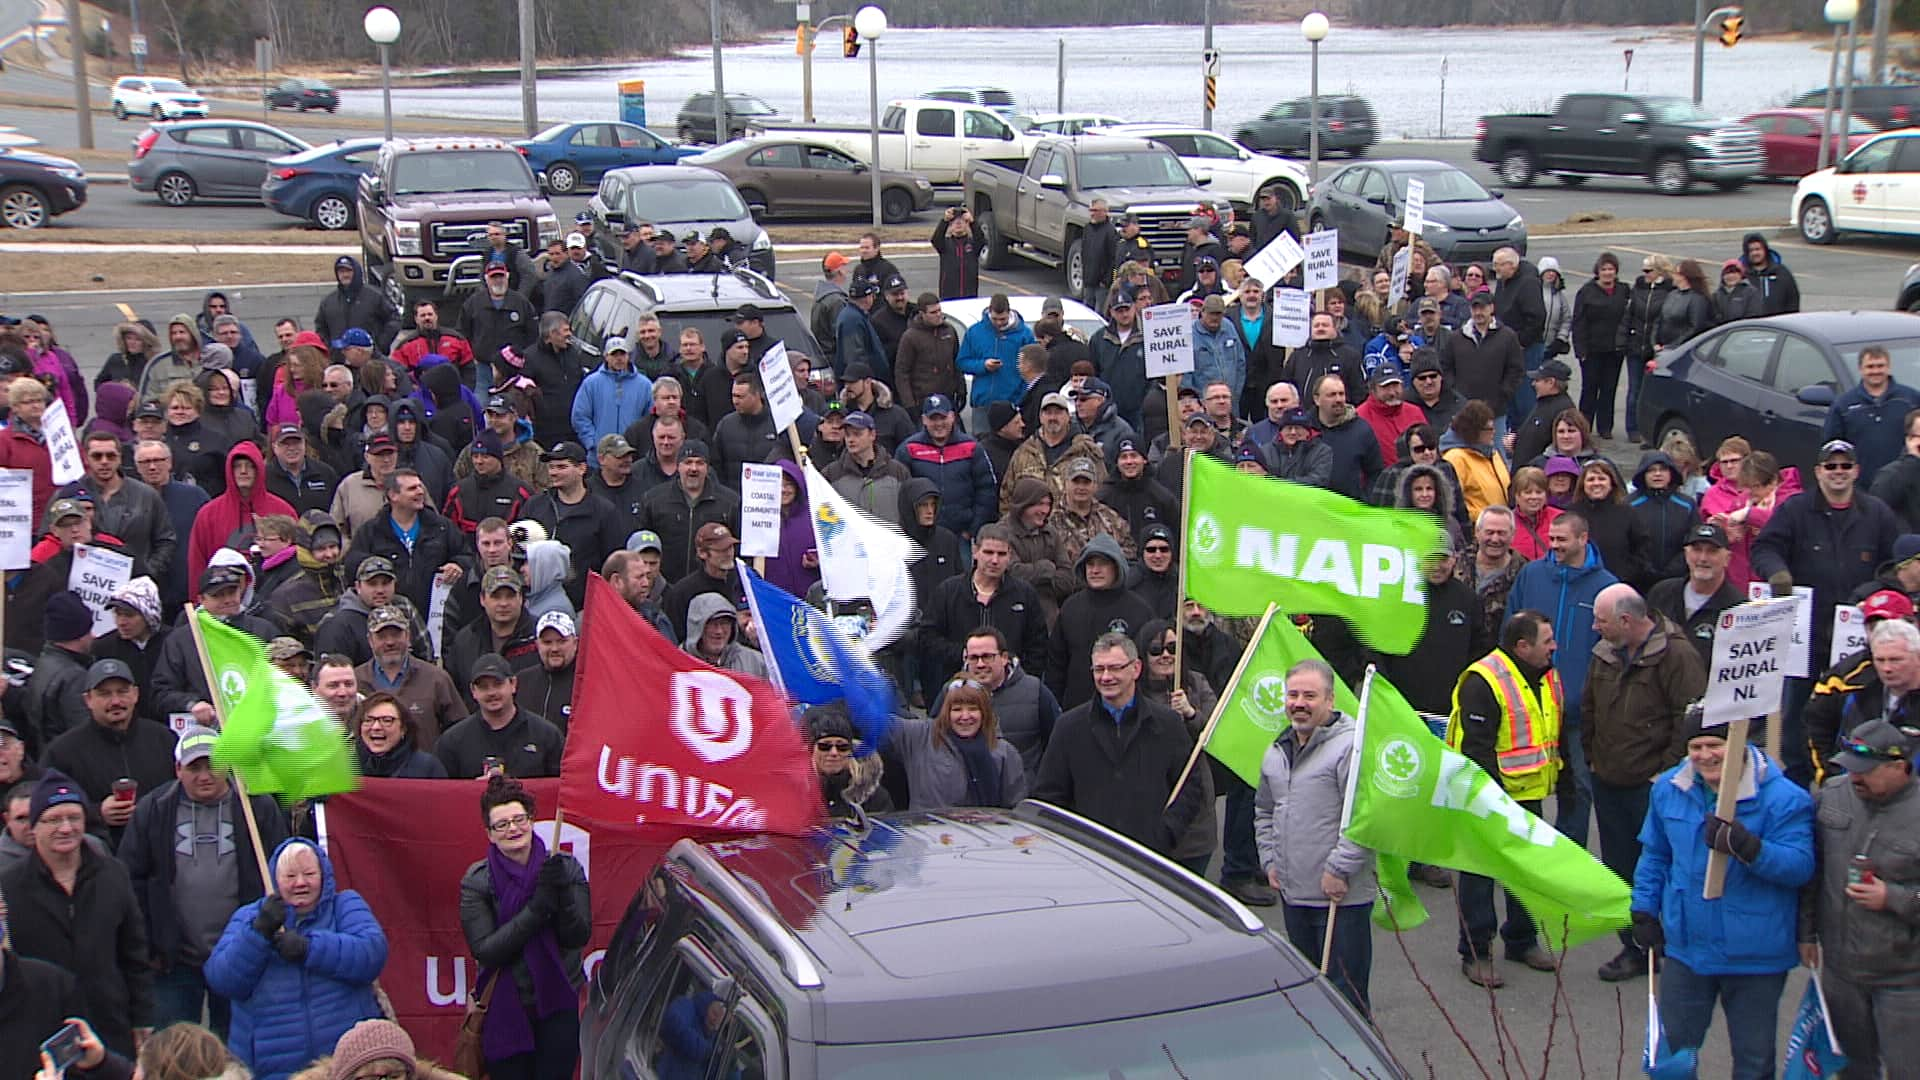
[979,206,1012,269]
[1499,147,1535,187]
[155,171,196,207]
[381,269,412,315]
[310,194,354,231]
[1308,212,1329,234]
[151,104,165,120]
[0,185,50,229]
[1556,173,1586,187]
[112,101,127,120]
[1065,235,1085,294]
[880,187,914,224]
[1652,155,1692,195]
[1798,197,1836,245]
[1261,181,1301,214]
[545,163,579,195]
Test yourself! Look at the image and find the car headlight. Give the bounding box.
[1686,134,1711,152]
[391,220,421,256]
[915,178,932,189]
[536,214,559,244]
[1420,220,1449,235]
[751,231,772,251]
[1507,213,1524,230]
[52,167,83,180]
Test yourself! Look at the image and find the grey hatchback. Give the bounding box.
[580,802,1404,1078]
[128,120,310,206]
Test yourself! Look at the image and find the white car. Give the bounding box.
[112,76,208,121]
[1018,112,1127,137]
[1793,130,1920,245]
[1085,123,1310,213]
[939,295,1105,342]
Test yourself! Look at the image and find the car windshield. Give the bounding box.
[1393,169,1491,203]
[1831,115,1880,134]
[1841,338,1920,386]
[727,96,776,116]
[150,79,192,93]
[624,177,748,222]
[1076,150,1194,189]
[981,90,1018,108]
[818,990,1393,1078]
[1641,97,1716,124]
[389,150,534,195]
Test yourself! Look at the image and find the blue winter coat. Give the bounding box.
[834,302,892,384]
[896,429,997,536]
[1504,542,1618,730]
[956,311,1034,409]
[571,362,654,466]
[203,837,388,1080]
[1183,317,1248,405]
[1632,747,1814,975]
[1822,379,1920,486]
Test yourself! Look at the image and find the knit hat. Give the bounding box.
[330,1019,417,1080]
[44,590,93,642]
[106,576,162,628]
[29,768,85,824]
[804,703,858,745]
[987,400,1018,433]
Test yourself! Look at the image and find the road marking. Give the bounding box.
[114,302,137,321]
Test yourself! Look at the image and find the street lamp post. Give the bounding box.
[1301,12,1329,185]
[1819,0,1857,171]
[855,5,887,227]
[363,6,400,141]
[1839,2,1861,172]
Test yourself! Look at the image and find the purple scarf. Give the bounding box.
[481,833,577,1061]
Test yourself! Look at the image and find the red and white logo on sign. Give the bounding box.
[670,671,754,764]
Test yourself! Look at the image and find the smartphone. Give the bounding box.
[482,757,504,776]
[111,778,137,801]
[41,1021,84,1074]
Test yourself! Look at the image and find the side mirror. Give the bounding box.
[1002,128,1016,140]
[1797,384,1836,407]
[1193,170,1213,186]
[851,162,868,174]
[1618,112,1647,125]
[360,174,383,200]
[1491,189,1506,200]
[1039,174,1066,190]
[602,209,625,226]
[748,204,766,223]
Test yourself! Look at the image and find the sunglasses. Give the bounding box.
[1408,443,1435,454]
[1144,544,1173,554]
[814,739,853,753]
[1821,461,1857,471]
[1843,739,1905,762]
[1146,640,1175,657]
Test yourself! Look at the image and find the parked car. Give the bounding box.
[128,120,311,206]
[261,137,379,231]
[1742,108,1877,179]
[586,164,775,278]
[683,136,933,222]
[1637,311,1920,472]
[1234,95,1378,157]
[1475,93,1762,194]
[1793,129,1920,245]
[580,803,1403,1079]
[1306,158,1526,263]
[1018,112,1126,136]
[922,86,1021,116]
[1086,122,1309,212]
[750,99,1034,190]
[1788,84,1920,130]
[567,265,818,360]
[0,146,86,229]
[512,121,699,195]
[676,92,784,145]
[263,78,338,113]
[111,76,207,120]
[941,295,1103,341]
[1898,262,1920,311]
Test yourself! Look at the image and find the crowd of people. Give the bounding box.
[0,200,1910,1077]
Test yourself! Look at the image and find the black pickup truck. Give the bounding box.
[1474,93,1763,195]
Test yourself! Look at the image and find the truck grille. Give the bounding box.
[1695,127,1765,168]
[430,219,530,259]
[1131,210,1197,270]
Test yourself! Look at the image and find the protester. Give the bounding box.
[436,654,565,779]
[806,704,892,818]
[351,691,448,778]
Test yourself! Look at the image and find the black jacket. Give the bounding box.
[117,780,287,967]
[1617,275,1674,363]
[636,478,742,582]
[1492,261,1547,347]
[0,950,91,1080]
[1654,287,1713,350]
[1032,694,1205,855]
[1647,574,1745,661]
[1573,492,1651,589]
[1439,322,1525,414]
[520,338,593,447]
[0,847,152,1055]
[920,571,1048,683]
[265,457,341,517]
[1510,390,1575,469]
[1743,233,1801,315]
[1373,575,1488,715]
[344,506,474,618]
[23,643,92,756]
[461,289,538,383]
[314,261,398,351]
[1098,470,1176,543]
[1281,339,1366,406]
[445,469,533,535]
[435,709,565,779]
[1752,486,1905,653]
[444,611,540,708]
[522,488,628,607]
[42,719,179,839]
[515,661,576,734]
[1081,218,1121,294]
[1571,279,1630,360]
[1046,538,1156,710]
[931,219,984,299]
[1870,453,1920,532]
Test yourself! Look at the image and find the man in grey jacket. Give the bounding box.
[1256,658,1376,1017]
[1801,716,1920,1074]
[67,432,176,584]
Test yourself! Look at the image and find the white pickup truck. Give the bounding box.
[750,99,1036,189]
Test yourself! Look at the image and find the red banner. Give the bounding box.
[563,574,821,836]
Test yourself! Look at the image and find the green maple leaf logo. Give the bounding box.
[1192,515,1221,555]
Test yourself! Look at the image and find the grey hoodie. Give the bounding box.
[1255,714,1377,907]
[1045,532,1156,710]
[523,540,576,623]
[682,592,767,678]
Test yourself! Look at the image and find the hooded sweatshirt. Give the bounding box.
[522,539,576,624]
[87,380,136,446]
[1045,533,1155,710]
[186,441,296,592]
[682,592,767,678]
[1630,451,1699,584]
[137,314,204,404]
[314,257,396,352]
[1741,232,1800,316]
[101,320,159,388]
[899,476,963,611]
[413,356,481,450]
[762,459,822,598]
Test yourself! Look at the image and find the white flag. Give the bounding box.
[802,461,922,651]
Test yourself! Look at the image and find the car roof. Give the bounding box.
[1733,311,1920,341]
[592,271,793,313]
[604,163,731,183]
[695,804,1307,1043]
[1039,135,1178,154]
[1353,158,1460,173]
[940,295,1102,326]
[1022,112,1120,124]
[1094,123,1225,137]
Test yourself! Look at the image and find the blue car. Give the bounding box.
[261,138,380,230]
[512,121,698,195]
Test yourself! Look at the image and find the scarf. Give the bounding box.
[481,833,576,1061]
[950,732,1002,807]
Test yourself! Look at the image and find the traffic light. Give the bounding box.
[1720,13,1744,47]
[796,23,809,55]
[843,24,860,58]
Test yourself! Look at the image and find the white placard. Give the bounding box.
[69,543,134,636]
[1273,288,1312,348]
[0,468,31,570]
[1242,231,1305,288]
[167,712,195,736]
[1388,245,1412,309]
[1832,604,1869,667]
[1140,303,1196,379]
[738,462,784,558]
[757,341,802,434]
[43,398,82,486]
[427,578,452,662]
[1303,230,1340,291]
[1402,176,1426,237]
[1746,582,1816,677]
[1703,597,1799,721]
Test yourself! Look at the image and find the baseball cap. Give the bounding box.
[844,410,876,431]
[540,441,586,464]
[1896,534,1920,565]
[629,529,663,553]
[842,361,875,382]
[695,522,736,549]
[200,564,248,594]
[1065,458,1099,482]
[174,723,219,765]
[822,251,850,272]
[848,278,879,298]
[1821,439,1858,461]
[621,221,645,237]
[1832,716,1915,773]
[1040,296,1065,316]
[922,394,955,416]
[482,565,525,595]
[603,336,630,355]
[597,433,635,459]
[679,439,709,461]
[1280,406,1315,429]
[1468,289,1496,307]
[1115,436,1143,458]
[718,327,747,351]
[85,658,136,690]
[267,637,312,662]
[574,211,593,226]
[1686,523,1730,549]
[1040,391,1074,412]
[333,328,374,350]
[356,555,398,583]
[733,303,766,323]
[484,394,513,415]
[364,432,397,455]
[273,423,305,443]
[1535,359,1574,382]
[134,401,165,422]
[1078,377,1112,399]
[44,497,85,526]
[1370,363,1404,386]
[469,653,516,684]
[537,610,577,638]
[1722,258,1745,275]
[485,254,510,276]
[1200,295,1226,315]
[565,231,587,249]
[1184,411,1214,428]
[1862,589,1916,622]
[1416,297,1441,314]
[367,605,409,633]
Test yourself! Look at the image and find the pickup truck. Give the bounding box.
[750,99,1034,188]
[358,137,559,311]
[1474,93,1763,195]
[964,135,1231,293]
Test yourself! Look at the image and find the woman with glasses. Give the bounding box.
[1134,619,1219,879]
[1524,409,1599,473]
[884,679,1026,811]
[459,773,589,1080]
[1699,436,1753,528]
[352,692,446,779]
[806,705,892,818]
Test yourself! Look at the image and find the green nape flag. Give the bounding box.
[199,611,358,799]
[1183,453,1441,654]
[1345,672,1633,950]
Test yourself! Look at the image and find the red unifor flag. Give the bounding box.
[562,573,822,836]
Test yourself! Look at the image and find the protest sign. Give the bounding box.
[43,398,82,485]
[1243,230,1305,287]
[0,469,31,570]
[1832,605,1868,668]
[1402,175,1426,236]
[738,462,784,558]
[757,341,803,433]
[69,543,134,636]
[1388,245,1411,308]
[427,579,452,662]
[1141,302,1196,378]
[1703,598,1798,720]
[1746,582,1815,677]
[1273,288,1312,347]
[1303,230,1339,291]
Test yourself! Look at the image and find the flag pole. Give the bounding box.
[1172,447,1193,697]
[1318,666,1377,975]
[1702,715,1753,899]
[184,604,274,890]
[1165,602,1279,811]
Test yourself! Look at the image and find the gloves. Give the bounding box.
[1631,911,1665,951]
[1702,815,1762,864]
[274,928,308,963]
[1768,571,1795,598]
[252,896,287,938]
[536,853,575,891]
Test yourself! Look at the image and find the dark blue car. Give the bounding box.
[1636,310,1920,473]
[512,121,697,195]
[261,138,380,230]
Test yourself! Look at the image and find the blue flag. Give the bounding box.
[739,565,899,755]
[1782,979,1848,1079]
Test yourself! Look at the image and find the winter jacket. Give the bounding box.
[1825,379,1920,487]
[1282,338,1367,407]
[1743,233,1800,315]
[955,310,1033,409]
[458,850,591,1022]
[390,326,475,373]
[263,455,340,518]
[205,838,387,1080]
[0,950,91,1080]
[1581,614,1707,786]
[1752,486,1903,655]
[0,845,151,1055]
[926,662,1059,779]
[635,478,741,583]
[1646,573,1745,662]
[884,714,1029,809]
[810,276,848,358]
[1255,715,1377,907]
[1871,451,1920,534]
[919,569,1047,681]
[1091,324,1149,433]
[999,432,1104,515]
[436,705,565,779]
[1802,772,1920,987]
[1032,691,1204,855]
[1630,453,1699,584]
[1392,462,1465,553]
[763,459,821,600]
[823,447,911,527]
[1634,747,1813,975]
[682,592,768,679]
[1493,260,1547,347]
[1263,435,1335,489]
[461,288,538,382]
[101,320,159,387]
[1098,468,1175,542]
[1045,534,1155,709]
[1506,542,1619,729]
[1184,317,1248,405]
[519,337,593,448]
[896,429,997,536]
[1575,489,1652,587]
[313,259,398,352]
[445,468,533,536]
[1354,396,1427,469]
[1440,429,1512,522]
[1312,405,1384,502]
[443,610,539,706]
[931,219,985,298]
[1713,279,1766,325]
[1377,573,1487,715]
[1654,286,1712,350]
[1571,279,1629,360]
[1510,389,1575,470]
[1618,274,1674,363]
[1439,319,1525,414]
[343,505,473,618]
[833,302,891,384]
[571,363,654,466]
[118,780,288,967]
[894,319,963,414]
[0,422,51,529]
[899,475,963,608]
[186,442,296,594]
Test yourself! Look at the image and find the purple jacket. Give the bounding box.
[761,459,820,598]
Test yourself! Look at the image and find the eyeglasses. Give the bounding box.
[1821,461,1857,472]
[1143,544,1173,554]
[962,652,1002,663]
[1091,662,1135,675]
[814,739,853,754]
[1146,640,1175,657]
[486,813,532,834]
